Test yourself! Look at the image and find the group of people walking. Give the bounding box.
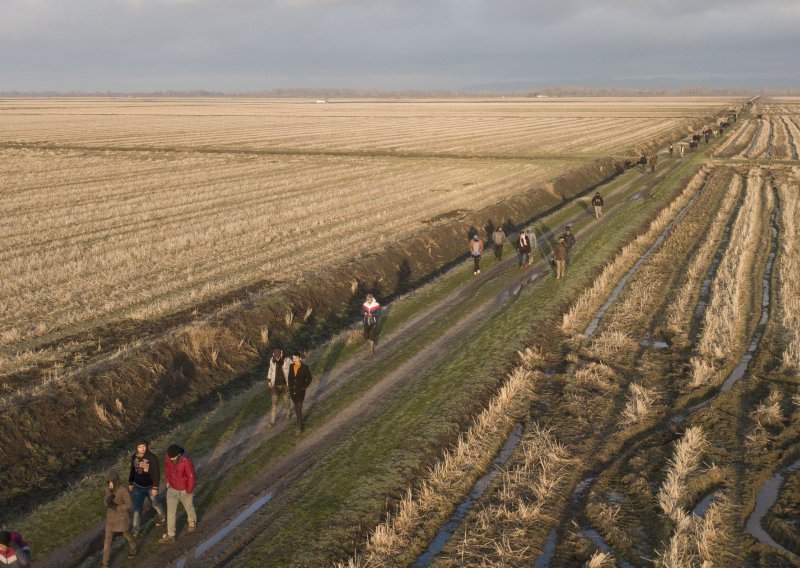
[472,211,585,280]
[98,441,197,566]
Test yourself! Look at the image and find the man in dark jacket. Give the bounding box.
[559,226,576,268]
[103,472,137,566]
[0,531,30,567]
[159,445,197,544]
[591,192,604,219]
[128,440,165,536]
[288,352,313,433]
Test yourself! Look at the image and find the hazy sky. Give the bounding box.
[2,0,798,92]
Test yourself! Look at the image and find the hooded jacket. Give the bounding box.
[0,531,30,567]
[362,299,382,325]
[164,447,196,493]
[268,355,292,388]
[105,472,133,532]
[128,445,161,489]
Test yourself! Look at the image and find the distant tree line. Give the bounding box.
[2,86,798,98]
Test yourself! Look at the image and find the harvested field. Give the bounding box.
[0,97,735,506]
[13,96,785,567]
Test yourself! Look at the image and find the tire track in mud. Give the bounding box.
[740,184,800,561]
[539,179,781,567]
[783,116,800,160]
[690,174,745,341]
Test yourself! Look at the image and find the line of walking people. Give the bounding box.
[472,216,584,280]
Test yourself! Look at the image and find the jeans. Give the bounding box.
[131,484,165,532]
[166,487,197,537]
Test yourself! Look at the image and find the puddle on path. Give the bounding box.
[692,490,720,517]
[746,458,800,559]
[174,490,276,568]
[411,422,525,568]
[584,183,704,336]
[533,529,558,568]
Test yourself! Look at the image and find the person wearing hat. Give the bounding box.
[103,471,137,566]
[0,531,30,566]
[267,347,292,425]
[128,439,165,536]
[287,352,313,433]
[591,192,604,219]
[361,294,382,354]
[468,234,484,275]
[159,444,197,544]
[553,237,568,279]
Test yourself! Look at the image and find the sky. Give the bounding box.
[1,0,799,92]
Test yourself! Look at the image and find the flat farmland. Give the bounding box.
[0,97,733,392]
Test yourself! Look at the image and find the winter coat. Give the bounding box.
[553,242,568,261]
[518,233,531,254]
[105,474,132,533]
[164,449,196,493]
[491,229,506,246]
[129,448,161,489]
[592,195,604,207]
[268,356,292,388]
[469,239,484,257]
[288,362,313,400]
[560,231,576,250]
[0,532,30,567]
[362,300,382,325]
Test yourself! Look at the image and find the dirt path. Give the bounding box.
[39,157,686,568]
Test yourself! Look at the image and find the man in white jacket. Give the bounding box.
[267,348,293,425]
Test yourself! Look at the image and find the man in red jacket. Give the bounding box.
[159,444,197,544]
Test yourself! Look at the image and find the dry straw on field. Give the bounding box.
[450,422,574,567]
[778,173,800,370]
[746,118,772,159]
[1,98,735,385]
[335,359,539,567]
[655,427,728,568]
[562,168,710,335]
[690,169,767,388]
[665,172,741,339]
[586,551,616,568]
[619,382,659,427]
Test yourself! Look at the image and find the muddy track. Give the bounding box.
[38,150,681,568]
[541,176,781,566]
[783,116,800,160]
